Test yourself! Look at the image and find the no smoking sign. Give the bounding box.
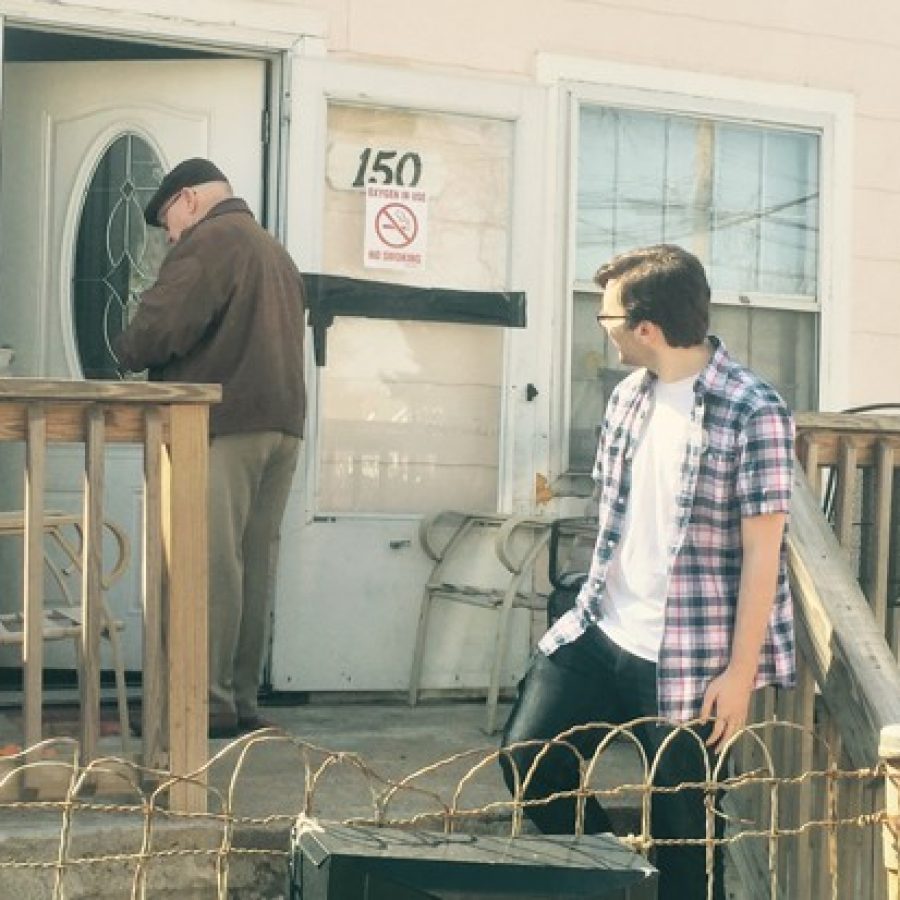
[364,186,428,270]
[376,203,418,247]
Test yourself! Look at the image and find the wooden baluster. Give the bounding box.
[861,774,882,900]
[799,433,823,494]
[870,441,893,634]
[774,687,796,895]
[162,404,209,813]
[834,437,858,559]
[793,656,816,898]
[808,691,825,900]
[838,743,864,898]
[142,407,165,769]
[23,403,46,750]
[80,405,104,763]
[823,714,841,900]
[760,686,777,855]
[880,726,900,900]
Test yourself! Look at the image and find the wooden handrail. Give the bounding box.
[788,471,900,767]
[0,378,219,403]
[0,378,220,813]
[729,413,900,896]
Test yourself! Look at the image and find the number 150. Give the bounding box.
[352,148,423,187]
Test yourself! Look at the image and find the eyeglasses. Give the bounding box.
[596,313,629,326]
[158,188,185,224]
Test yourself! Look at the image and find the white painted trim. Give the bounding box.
[286,56,546,519]
[536,54,853,124]
[0,0,324,51]
[551,89,577,488]
[817,98,854,412]
[36,111,52,374]
[501,87,547,514]
[535,51,855,478]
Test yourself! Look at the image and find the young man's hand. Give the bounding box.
[701,512,788,753]
[700,667,754,753]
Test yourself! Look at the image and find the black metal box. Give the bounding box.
[288,822,657,899]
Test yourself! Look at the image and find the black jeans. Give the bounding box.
[499,627,725,900]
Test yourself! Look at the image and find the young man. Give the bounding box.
[115,158,306,738]
[500,244,795,899]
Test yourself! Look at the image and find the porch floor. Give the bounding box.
[0,697,643,826]
[0,699,722,899]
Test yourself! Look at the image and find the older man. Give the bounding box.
[115,158,306,738]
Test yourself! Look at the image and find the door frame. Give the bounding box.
[286,56,546,519]
[0,5,322,679]
[0,5,548,517]
[0,2,323,250]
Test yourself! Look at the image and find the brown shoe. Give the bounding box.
[237,713,278,734]
[209,715,239,739]
[132,708,238,739]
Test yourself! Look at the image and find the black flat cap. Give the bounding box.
[144,157,229,226]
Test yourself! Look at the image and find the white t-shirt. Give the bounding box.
[598,374,695,661]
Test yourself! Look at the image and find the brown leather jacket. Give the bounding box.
[115,198,306,438]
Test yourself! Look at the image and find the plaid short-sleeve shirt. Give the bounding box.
[539,336,796,721]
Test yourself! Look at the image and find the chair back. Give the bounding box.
[548,517,597,589]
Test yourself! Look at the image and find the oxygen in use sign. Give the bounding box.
[364,185,428,271]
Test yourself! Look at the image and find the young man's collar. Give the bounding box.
[636,335,727,396]
[694,335,729,395]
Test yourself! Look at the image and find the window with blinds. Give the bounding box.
[569,105,819,472]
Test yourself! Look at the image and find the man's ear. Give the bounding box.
[183,187,198,213]
[635,320,664,348]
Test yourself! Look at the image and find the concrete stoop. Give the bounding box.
[0,701,649,898]
[0,810,648,899]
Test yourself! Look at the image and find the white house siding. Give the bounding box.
[6,0,899,406]
[294,0,900,408]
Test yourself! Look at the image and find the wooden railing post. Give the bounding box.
[80,405,105,763]
[0,380,219,808]
[882,725,900,900]
[141,408,165,770]
[23,404,46,751]
[161,404,209,813]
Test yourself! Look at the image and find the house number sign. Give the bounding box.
[326,141,443,194]
[352,148,422,187]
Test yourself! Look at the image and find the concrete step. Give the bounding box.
[0,701,649,898]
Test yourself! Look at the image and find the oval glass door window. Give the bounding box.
[73,133,168,380]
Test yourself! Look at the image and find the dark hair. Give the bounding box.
[594,244,710,347]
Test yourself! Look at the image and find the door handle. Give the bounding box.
[389,539,412,550]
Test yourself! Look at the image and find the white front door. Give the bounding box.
[272,60,544,693]
[0,59,266,670]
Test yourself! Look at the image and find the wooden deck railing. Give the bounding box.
[795,412,900,658]
[0,378,220,813]
[729,413,900,898]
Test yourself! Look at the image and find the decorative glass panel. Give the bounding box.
[73,134,168,379]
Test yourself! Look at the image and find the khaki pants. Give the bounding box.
[208,431,300,721]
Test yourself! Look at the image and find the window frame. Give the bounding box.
[536,54,854,486]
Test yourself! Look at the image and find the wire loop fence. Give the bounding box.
[0,717,893,899]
